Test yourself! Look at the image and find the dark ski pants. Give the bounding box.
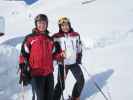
[31,74,54,100]
[53,63,85,100]
[31,80,36,100]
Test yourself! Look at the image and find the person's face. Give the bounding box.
[60,23,70,33]
[36,20,47,32]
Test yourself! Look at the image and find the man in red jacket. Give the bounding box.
[19,14,62,100]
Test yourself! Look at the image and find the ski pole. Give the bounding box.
[17,68,25,100]
[20,82,25,100]
[63,61,67,80]
[80,64,109,100]
[57,60,65,100]
[58,66,65,100]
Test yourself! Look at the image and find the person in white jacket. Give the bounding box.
[52,17,85,100]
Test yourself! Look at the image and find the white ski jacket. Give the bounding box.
[53,32,82,65]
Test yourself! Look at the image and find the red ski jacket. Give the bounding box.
[19,29,61,76]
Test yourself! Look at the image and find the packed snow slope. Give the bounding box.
[0,0,133,100]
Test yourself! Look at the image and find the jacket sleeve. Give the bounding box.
[19,36,30,66]
[18,36,31,86]
[76,35,82,64]
[52,41,64,61]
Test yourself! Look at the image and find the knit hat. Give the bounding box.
[58,16,70,25]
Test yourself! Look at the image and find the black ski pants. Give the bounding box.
[53,63,84,100]
[31,73,54,100]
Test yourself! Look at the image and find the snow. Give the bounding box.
[0,0,133,100]
[0,45,19,100]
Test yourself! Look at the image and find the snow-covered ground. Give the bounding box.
[0,0,133,100]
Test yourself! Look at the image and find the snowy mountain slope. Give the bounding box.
[81,31,133,100]
[0,0,133,100]
[0,32,133,100]
[0,0,80,43]
[1,0,133,43]
[47,0,133,37]
[0,45,19,100]
[1,36,24,47]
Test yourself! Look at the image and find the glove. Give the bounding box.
[53,50,66,62]
[19,63,31,86]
